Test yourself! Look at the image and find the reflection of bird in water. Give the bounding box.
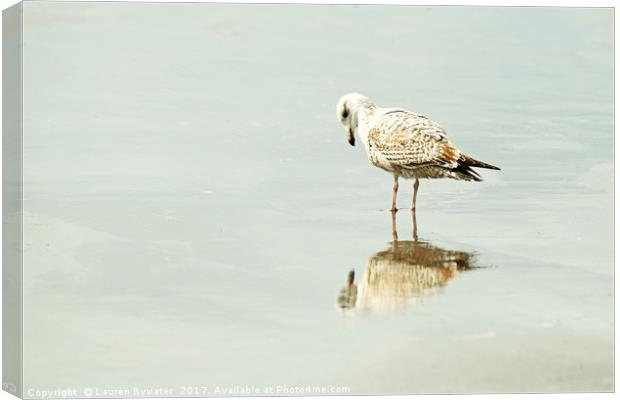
[337,212,476,312]
[336,270,357,310]
[336,93,500,211]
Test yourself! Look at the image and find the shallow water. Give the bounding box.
[20,3,613,396]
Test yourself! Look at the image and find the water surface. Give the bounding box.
[20,3,613,395]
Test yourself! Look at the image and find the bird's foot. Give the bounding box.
[389,207,398,213]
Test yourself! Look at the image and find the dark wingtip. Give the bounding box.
[462,155,500,171]
[474,162,500,170]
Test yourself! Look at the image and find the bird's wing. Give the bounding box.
[368,111,461,169]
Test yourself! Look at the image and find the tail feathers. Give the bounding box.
[453,163,482,182]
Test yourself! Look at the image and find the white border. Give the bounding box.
[0,0,615,6]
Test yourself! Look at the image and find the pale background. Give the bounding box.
[1,0,617,399]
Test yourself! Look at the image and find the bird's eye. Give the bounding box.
[341,106,349,119]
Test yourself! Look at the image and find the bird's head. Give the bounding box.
[336,93,374,146]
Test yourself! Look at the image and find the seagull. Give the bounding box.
[336,93,500,212]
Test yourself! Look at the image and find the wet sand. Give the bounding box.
[20,3,613,395]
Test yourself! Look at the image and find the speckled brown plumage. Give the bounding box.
[367,111,484,181]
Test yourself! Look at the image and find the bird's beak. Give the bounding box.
[347,128,355,146]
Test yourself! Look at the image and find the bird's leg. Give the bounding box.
[390,208,398,242]
[411,209,418,242]
[391,176,399,212]
[412,178,420,211]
